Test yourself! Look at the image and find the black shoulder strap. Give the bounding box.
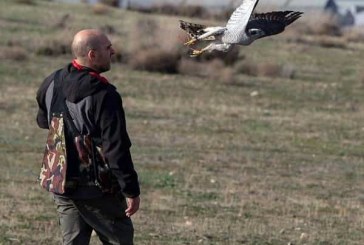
[52,69,81,138]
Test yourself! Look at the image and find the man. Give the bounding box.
[36,29,140,244]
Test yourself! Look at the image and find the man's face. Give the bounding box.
[93,35,115,73]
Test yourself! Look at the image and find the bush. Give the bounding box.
[257,63,281,77]
[128,18,160,52]
[99,24,117,35]
[129,48,181,74]
[178,58,210,77]
[129,2,240,20]
[192,45,241,66]
[125,14,241,78]
[98,0,118,7]
[130,3,210,19]
[0,46,28,61]
[112,51,129,64]
[211,5,236,21]
[295,11,341,36]
[315,36,347,49]
[234,60,259,76]
[92,3,111,15]
[235,60,296,79]
[36,41,70,56]
[178,5,210,19]
[35,34,72,56]
[126,17,185,71]
[53,14,70,29]
[280,64,296,79]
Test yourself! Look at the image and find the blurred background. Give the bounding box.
[1,0,364,244]
[59,0,364,26]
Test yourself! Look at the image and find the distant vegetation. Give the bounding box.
[7,0,364,83]
[12,0,364,83]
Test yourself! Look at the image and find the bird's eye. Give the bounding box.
[249,30,258,35]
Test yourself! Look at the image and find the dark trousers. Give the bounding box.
[53,194,134,245]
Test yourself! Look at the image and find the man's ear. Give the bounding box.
[87,49,96,61]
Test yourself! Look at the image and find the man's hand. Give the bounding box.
[125,196,140,217]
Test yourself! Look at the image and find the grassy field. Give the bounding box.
[1,0,364,244]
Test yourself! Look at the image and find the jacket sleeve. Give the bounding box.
[97,89,140,198]
[36,75,54,129]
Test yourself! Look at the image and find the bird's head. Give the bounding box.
[247,28,265,40]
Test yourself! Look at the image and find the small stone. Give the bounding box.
[300,232,308,240]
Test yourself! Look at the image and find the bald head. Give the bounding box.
[72,29,105,59]
[71,29,115,73]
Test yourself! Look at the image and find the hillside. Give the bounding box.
[1,0,364,244]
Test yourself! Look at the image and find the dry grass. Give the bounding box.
[359,71,364,87]
[234,60,296,79]
[287,35,347,49]
[343,27,364,43]
[178,58,235,83]
[14,0,35,5]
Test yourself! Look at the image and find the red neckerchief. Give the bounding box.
[72,59,109,84]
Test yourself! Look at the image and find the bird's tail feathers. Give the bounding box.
[179,20,207,38]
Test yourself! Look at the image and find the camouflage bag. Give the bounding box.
[74,135,120,194]
[92,141,120,194]
[39,112,68,194]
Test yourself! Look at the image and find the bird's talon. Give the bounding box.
[184,39,197,46]
[189,49,203,57]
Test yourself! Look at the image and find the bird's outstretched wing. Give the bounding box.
[179,20,207,39]
[222,0,259,44]
[246,11,302,36]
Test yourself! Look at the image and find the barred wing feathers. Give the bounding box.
[247,11,302,36]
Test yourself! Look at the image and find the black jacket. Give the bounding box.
[36,63,140,198]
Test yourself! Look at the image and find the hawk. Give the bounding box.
[179,0,302,57]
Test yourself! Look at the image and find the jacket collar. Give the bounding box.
[72,59,109,84]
